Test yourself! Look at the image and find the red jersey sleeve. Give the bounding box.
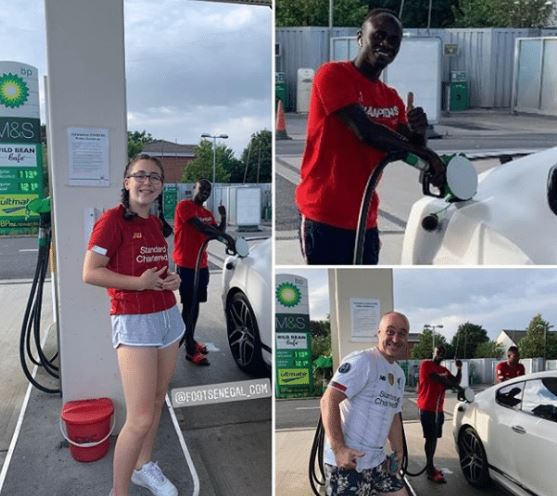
[87,208,122,258]
[314,62,360,116]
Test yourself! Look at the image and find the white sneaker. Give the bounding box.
[131,461,178,496]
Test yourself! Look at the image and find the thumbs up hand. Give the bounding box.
[406,92,428,137]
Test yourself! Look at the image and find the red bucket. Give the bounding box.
[60,397,115,462]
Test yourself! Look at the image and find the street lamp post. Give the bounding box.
[201,133,228,211]
[424,324,444,356]
[201,133,229,185]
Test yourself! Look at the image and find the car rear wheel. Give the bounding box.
[226,291,265,375]
[458,427,491,488]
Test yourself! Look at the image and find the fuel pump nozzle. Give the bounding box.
[404,153,478,232]
[26,197,52,247]
[405,153,478,202]
[218,235,249,258]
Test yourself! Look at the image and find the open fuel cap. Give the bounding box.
[445,155,478,201]
[234,237,249,258]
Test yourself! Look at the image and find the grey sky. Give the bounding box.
[0,0,271,156]
[276,268,557,341]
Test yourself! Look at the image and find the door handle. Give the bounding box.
[511,425,526,434]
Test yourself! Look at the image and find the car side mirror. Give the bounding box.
[547,164,557,215]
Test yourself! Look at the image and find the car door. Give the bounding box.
[512,377,557,496]
[486,381,525,483]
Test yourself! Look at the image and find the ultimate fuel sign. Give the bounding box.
[275,274,313,398]
[0,61,44,233]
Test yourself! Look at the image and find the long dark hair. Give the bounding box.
[121,153,173,238]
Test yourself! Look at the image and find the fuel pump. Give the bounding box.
[353,152,478,264]
[19,197,60,394]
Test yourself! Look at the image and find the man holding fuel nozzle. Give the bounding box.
[417,345,463,483]
[173,179,234,366]
[295,8,446,265]
[320,312,410,496]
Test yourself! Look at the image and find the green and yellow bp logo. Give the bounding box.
[0,73,29,108]
[276,281,302,308]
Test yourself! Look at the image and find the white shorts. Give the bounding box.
[111,305,185,349]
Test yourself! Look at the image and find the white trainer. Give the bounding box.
[131,461,178,496]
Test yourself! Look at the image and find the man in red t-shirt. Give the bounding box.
[417,346,462,483]
[295,9,446,265]
[496,346,525,383]
[174,179,233,366]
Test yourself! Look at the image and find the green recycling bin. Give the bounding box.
[449,81,469,111]
[276,72,286,109]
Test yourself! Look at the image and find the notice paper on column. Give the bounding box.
[350,298,380,342]
[67,127,110,186]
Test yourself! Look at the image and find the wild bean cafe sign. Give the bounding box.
[0,61,44,233]
[275,274,313,398]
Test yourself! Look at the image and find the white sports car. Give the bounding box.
[221,238,272,375]
[402,146,557,264]
[453,371,557,496]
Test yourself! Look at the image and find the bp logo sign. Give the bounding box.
[0,73,29,108]
[276,282,302,308]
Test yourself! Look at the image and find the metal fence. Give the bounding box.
[165,182,272,223]
[276,27,545,111]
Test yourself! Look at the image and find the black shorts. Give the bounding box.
[177,266,209,305]
[299,215,380,265]
[420,410,444,439]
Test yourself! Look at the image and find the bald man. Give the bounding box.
[320,312,409,496]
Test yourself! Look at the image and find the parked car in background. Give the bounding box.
[453,370,557,496]
[221,238,271,375]
[402,146,557,264]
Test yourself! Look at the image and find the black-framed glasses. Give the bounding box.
[127,172,163,184]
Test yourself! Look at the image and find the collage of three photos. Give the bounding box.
[1,1,557,496]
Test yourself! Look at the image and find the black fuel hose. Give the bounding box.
[399,412,427,477]
[180,234,239,348]
[353,151,410,265]
[19,213,61,394]
[308,416,326,496]
[308,412,425,495]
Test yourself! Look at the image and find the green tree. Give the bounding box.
[182,139,232,183]
[451,322,489,359]
[519,314,552,358]
[474,340,503,358]
[412,328,450,359]
[378,0,461,27]
[127,130,153,158]
[454,0,553,27]
[310,318,332,359]
[276,0,368,27]
[310,317,332,395]
[238,130,272,183]
[547,331,557,360]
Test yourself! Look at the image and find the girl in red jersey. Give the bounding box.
[83,154,182,496]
